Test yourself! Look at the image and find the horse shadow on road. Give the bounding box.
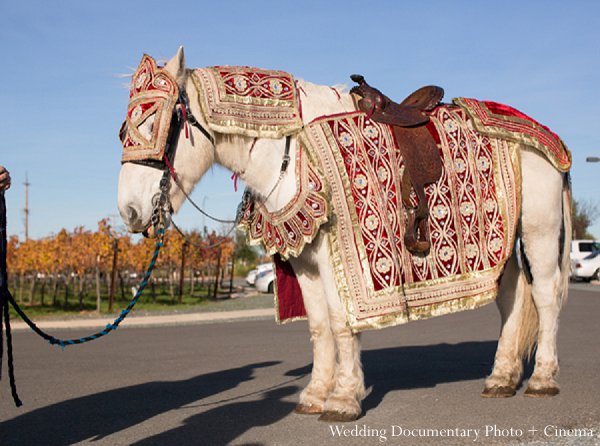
[0,360,295,446]
[287,340,500,414]
[0,341,499,445]
[360,340,500,412]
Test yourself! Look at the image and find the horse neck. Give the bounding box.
[296,79,356,123]
[214,132,296,212]
[169,75,217,212]
[211,79,356,211]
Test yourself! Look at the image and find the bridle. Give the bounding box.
[121,80,216,236]
[121,62,293,238]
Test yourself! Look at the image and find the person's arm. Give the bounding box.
[0,166,11,191]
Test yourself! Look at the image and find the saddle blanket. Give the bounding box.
[454,98,571,172]
[270,101,569,332]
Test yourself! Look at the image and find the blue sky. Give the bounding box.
[1,0,599,240]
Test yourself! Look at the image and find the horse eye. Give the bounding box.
[118,120,127,142]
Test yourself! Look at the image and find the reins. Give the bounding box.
[163,154,236,225]
[0,76,197,407]
[170,219,235,250]
[0,64,293,407]
[0,190,167,407]
[0,192,22,405]
[10,231,164,350]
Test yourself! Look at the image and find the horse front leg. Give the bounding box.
[319,310,365,422]
[289,256,336,415]
[316,241,365,422]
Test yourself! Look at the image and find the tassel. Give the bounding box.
[180,102,189,139]
[163,154,177,181]
[231,173,239,192]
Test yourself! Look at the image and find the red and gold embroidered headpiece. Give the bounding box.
[121,55,179,162]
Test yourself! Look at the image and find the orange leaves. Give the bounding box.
[6,221,235,279]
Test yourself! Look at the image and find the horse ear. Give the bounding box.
[165,46,186,88]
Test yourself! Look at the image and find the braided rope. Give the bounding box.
[2,297,21,406]
[6,228,164,349]
[1,192,23,406]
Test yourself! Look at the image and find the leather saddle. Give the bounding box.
[350,74,444,255]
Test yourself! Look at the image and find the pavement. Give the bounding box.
[1,284,599,446]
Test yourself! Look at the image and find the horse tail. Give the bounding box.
[558,172,572,307]
[515,269,537,362]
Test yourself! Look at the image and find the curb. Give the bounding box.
[11,308,275,332]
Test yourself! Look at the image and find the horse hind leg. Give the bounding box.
[521,234,563,397]
[519,152,570,397]
[482,250,537,398]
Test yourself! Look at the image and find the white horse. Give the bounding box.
[117,48,571,422]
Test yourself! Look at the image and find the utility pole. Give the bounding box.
[23,173,30,240]
[178,241,188,304]
[213,247,222,299]
[108,238,119,312]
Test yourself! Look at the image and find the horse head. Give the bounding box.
[117,47,216,236]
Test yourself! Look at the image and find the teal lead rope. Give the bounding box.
[10,230,164,348]
[0,191,164,406]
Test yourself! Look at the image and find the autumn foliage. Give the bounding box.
[6,219,235,313]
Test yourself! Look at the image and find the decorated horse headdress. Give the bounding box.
[120,55,180,163]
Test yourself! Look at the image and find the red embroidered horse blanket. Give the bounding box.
[274,100,569,331]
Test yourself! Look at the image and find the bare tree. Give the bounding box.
[572,198,599,239]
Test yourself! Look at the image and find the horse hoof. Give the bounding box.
[318,410,361,423]
[524,386,560,397]
[294,403,323,415]
[481,386,516,398]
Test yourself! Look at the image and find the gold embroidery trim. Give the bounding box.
[192,67,303,139]
[454,97,571,172]
[237,144,329,260]
[121,54,179,162]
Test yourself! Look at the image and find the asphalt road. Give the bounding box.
[1,285,599,446]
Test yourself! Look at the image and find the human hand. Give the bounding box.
[0,166,11,191]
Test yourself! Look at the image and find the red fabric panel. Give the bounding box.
[274,254,306,321]
[481,100,561,142]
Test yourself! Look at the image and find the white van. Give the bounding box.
[570,240,600,277]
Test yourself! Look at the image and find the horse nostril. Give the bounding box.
[127,206,140,224]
